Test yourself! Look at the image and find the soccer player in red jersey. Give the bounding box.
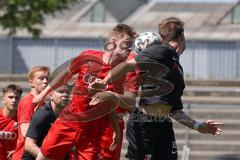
[0,84,22,160]
[12,66,49,160]
[34,24,138,160]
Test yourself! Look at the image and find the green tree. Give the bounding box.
[0,0,79,37]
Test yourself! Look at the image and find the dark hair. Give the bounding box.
[158,17,185,44]
[2,84,23,96]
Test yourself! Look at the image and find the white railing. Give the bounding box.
[181,104,191,160]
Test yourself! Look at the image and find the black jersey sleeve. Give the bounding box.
[26,107,47,140]
[141,45,172,63]
[135,44,185,110]
[171,97,183,111]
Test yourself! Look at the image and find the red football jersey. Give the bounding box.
[0,109,18,160]
[115,52,139,114]
[59,50,138,129]
[13,93,36,160]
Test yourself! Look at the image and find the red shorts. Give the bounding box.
[100,121,124,160]
[0,144,7,160]
[41,119,108,160]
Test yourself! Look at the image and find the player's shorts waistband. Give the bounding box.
[129,107,172,123]
[138,103,172,118]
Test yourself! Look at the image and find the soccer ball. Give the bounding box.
[134,32,161,53]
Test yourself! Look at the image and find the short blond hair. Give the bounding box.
[28,66,50,80]
[107,24,137,43]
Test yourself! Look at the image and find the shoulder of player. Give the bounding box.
[18,93,34,108]
[146,44,174,53]
[19,93,33,103]
[0,109,5,120]
[141,44,174,60]
[127,52,137,60]
[0,109,17,123]
[78,49,104,57]
[73,50,104,66]
[31,104,51,121]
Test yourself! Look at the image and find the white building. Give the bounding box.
[0,0,240,80]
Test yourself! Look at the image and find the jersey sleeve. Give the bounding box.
[123,70,139,94]
[140,45,173,65]
[123,54,140,94]
[171,98,183,111]
[69,50,103,75]
[26,109,46,140]
[69,52,86,75]
[18,98,35,124]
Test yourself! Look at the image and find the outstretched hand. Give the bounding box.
[109,131,120,151]
[197,120,224,136]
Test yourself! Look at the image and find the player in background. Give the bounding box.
[22,85,70,160]
[34,24,138,160]
[13,66,50,160]
[0,84,22,160]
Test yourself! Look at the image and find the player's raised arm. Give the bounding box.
[89,58,137,91]
[33,51,103,105]
[170,110,223,136]
[32,67,70,105]
[105,58,137,84]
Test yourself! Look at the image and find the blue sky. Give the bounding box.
[156,0,237,2]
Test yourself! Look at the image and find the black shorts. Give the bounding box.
[126,109,178,160]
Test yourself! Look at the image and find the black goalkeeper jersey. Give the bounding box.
[22,102,57,160]
[135,44,185,111]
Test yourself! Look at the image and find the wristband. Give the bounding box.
[193,121,202,130]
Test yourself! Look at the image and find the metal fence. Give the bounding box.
[0,37,240,80]
[181,100,240,160]
[0,37,12,73]
[11,37,105,73]
[181,40,240,80]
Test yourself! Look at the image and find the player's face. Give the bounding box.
[2,91,21,111]
[30,71,49,94]
[178,32,186,55]
[106,34,133,65]
[51,86,70,108]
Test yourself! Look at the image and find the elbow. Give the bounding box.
[126,62,134,72]
[170,109,182,119]
[20,124,28,138]
[20,130,27,138]
[25,137,37,152]
[24,139,32,152]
